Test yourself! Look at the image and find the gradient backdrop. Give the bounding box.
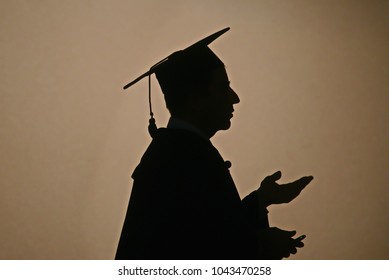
[1,0,388,259]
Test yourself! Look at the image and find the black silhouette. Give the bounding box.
[116,27,313,259]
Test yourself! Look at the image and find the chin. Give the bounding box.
[210,119,232,135]
[220,120,231,130]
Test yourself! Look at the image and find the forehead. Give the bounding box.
[211,67,229,84]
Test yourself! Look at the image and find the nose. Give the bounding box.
[230,87,240,104]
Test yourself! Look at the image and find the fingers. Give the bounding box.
[300,176,314,185]
[264,172,313,187]
[286,176,314,188]
[264,173,313,191]
[261,228,305,259]
[299,176,314,186]
[284,234,305,258]
[278,176,314,203]
[288,230,297,237]
[296,234,306,241]
[294,235,306,248]
[278,229,305,255]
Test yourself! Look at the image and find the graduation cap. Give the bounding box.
[123,27,230,137]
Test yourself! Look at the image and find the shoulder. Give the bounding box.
[132,128,219,178]
[146,128,214,159]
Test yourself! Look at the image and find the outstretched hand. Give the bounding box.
[259,227,305,259]
[257,171,313,207]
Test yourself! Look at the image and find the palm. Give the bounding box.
[258,171,313,207]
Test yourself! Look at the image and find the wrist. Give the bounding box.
[256,189,271,208]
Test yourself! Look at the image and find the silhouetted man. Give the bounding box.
[116,27,313,259]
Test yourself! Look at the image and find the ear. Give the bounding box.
[188,89,211,112]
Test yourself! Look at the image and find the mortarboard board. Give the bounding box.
[123,27,230,137]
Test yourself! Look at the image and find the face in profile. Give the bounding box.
[200,66,240,134]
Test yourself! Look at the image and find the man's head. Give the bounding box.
[155,46,239,137]
[123,27,236,138]
[155,46,223,116]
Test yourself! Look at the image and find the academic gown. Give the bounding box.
[115,128,269,259]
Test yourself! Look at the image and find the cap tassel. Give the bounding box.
[148,74,157,138]
[148,115,157,138]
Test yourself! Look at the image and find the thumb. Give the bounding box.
[266,170,282,182]
[287,230,297,237]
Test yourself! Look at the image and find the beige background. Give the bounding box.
[1,0,388,259]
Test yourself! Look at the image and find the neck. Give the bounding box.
[168,116,216,139]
